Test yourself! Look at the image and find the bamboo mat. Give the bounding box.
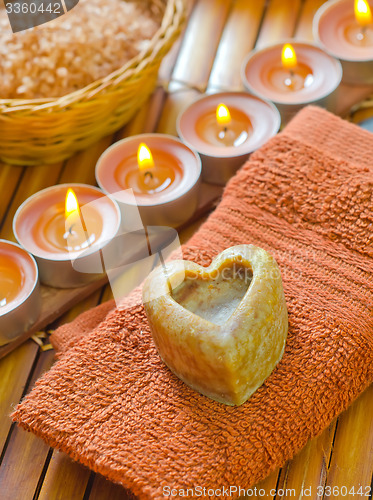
[0,0,372,498]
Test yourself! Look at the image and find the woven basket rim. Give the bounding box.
[0,0,185,112]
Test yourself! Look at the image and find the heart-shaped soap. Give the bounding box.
[142,245,288,406]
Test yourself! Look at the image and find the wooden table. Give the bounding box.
[1,1,372,498]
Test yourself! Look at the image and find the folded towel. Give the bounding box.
[13,106,373,499]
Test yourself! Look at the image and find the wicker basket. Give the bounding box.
[0,0,186,166]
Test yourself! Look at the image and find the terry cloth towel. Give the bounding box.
[13,106,373,499]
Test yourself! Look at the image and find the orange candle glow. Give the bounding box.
[314,0,373,84]
[64,188,93,252]
[355,0,372,27]
[137,143,155,172]
[0,240,40,345]
[96,134,201,228]
[0,253,24,309]
[65,188,80,219]
[277,43,314,90]
[114,142,182,196]
[281,43,297,70]
[177,92,280,185]
[194,102,251,149]
[216,104,232,126]
[13,184,121,288]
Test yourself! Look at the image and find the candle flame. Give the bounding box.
[216,103,231,126]
[355,0,372,26]
[281,43,297,70]
[65,188,80,220]
[137,143,154,172]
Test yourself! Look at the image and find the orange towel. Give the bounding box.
[13,106,373,499]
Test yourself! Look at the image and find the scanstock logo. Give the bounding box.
[5,0,79,32]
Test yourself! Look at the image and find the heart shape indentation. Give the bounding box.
[171,262,252,326]
[143,245,288,406]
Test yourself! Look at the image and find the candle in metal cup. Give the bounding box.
[0,240,40,345]
[13,184,121,288]
[313,0,373,84]
[96,134,201,228]
[177,92,280,186]
[241,41,343,123]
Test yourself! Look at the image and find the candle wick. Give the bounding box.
[289,69,295,78]
[223,126,228,134]
[144,171,153,180]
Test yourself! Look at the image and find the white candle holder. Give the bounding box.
[313,0,373,84]
[241,40,343,124]
[95,134,201,228]
[13,184,122,288]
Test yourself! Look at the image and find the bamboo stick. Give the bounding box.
[207,0,266,92]
[58,136,114,186]
[37,452,91,500]
[158,0,198,84]
[275,423,336,499]
[255,0,302,49]
[157,88,200,135]
[171,0,233,90]
[88,473,135,500]
[295,0,325,41]
[0,163,23,229]
[324,384,373,499]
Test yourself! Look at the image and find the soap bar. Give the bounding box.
[142,245,288,406]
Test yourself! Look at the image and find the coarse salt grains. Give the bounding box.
[0,0,163,99]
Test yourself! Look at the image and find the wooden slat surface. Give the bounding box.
[0,1,372,499]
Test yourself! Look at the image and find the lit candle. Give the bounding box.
[354,0,372,32]
[195,102,251,148]
[276,43,315,91]
[13,184,121,288]
[121,142,182,196]
[142,245,288,406]
[242,41,342,123]
[177,92,280,185]
[95,134,201,228]
[314,0,373,84]
[0,240,40,345]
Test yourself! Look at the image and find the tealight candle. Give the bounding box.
[0,240,40,345]
[95,134,201,228]
[177,92,281,185]
[241,41,343,123]
[314,0,373,84]
[13,184,121,288]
